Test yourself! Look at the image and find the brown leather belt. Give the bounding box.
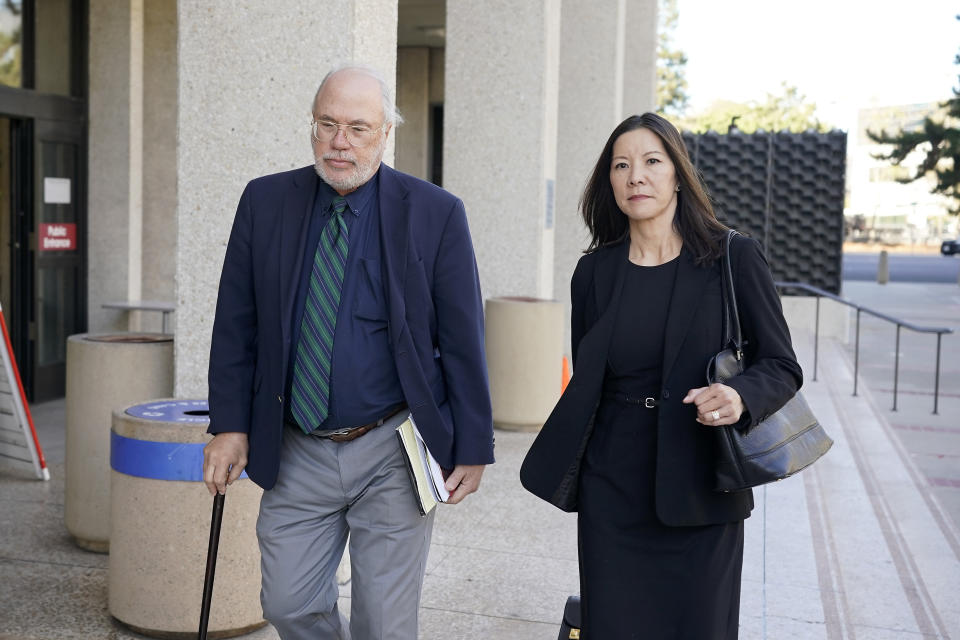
[314,404,407,443]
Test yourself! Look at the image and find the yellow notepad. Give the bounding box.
[395,416,450,516]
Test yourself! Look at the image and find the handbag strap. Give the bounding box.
[721,229,744,359]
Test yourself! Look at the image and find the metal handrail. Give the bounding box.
[775,281,954,415]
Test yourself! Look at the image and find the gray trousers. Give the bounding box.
[257,410,435,640]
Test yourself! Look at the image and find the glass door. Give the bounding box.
[28,118,83,400]
[6,116,32,397]
[1,0,86,401]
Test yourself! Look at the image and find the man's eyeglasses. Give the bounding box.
[311,119,385,147]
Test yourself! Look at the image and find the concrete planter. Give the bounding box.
[484,297,563,431]
[64,333,173,552]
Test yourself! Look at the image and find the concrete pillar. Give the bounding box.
[622,0,659,116]
[444,0,562,301]
[554,0,632,356]
[87,0,144,331]
[140,0,178,333]
[877,249,890,284]
[396,47,430,180]
[174,1,399,397]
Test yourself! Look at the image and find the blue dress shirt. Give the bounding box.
[285,168,405,432]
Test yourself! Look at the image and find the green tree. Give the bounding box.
[0,27,21,88]
[656,0,688,117]
[0,0,22,88]
[868,45,960,215]
[679,83,831,134]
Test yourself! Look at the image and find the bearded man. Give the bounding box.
[203,64,494,640]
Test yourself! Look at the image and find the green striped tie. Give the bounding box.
[290,195,349,433]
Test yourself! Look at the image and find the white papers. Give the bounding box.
[414,419,451,503]
[395,416,449,515]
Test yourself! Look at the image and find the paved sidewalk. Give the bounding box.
[1,283,958,639]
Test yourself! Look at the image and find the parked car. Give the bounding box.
[942,239,960,256]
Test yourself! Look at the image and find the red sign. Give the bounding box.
[38,223,77,251]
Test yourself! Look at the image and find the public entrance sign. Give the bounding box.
[0,304,49,480]
[38,223,77,251]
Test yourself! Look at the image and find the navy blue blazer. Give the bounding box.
[520,234,802,526]
[208,164,495,490]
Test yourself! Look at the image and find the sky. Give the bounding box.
[673,0,959,131]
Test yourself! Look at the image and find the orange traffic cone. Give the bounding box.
[561,356,571,393]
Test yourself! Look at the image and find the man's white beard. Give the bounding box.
[314,138,385,192]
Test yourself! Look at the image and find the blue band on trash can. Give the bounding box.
[110,431,248,482]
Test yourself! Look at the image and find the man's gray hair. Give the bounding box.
[314,64,404,126]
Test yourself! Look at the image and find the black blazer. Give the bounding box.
[520,234,802,526]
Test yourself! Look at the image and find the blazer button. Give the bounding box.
[277,395,283,403]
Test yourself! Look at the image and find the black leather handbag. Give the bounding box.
[558,595,581,639]
[706,230,833,492]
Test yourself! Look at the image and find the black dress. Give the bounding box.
[578,256,744,640]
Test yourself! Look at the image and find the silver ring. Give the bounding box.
[711,410,720,421]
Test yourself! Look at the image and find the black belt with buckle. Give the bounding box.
[602,391,659,408]
[306,404,408,443]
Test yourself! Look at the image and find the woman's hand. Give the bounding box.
[682,383,744,426]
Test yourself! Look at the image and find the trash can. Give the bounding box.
[108,399,265,638]
[65,333,173,552]
[484,297,564,430]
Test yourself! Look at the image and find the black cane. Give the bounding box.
[198,492,226,640]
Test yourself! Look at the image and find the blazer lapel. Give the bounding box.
[661,247,713,384]
[279,167,317,353]
[592,240,629,320]
[377,165,411,343]
[573,241,629,377]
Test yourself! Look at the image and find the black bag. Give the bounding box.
[558,595,581,639]
[707,230,833,492]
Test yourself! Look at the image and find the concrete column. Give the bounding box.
[87,0,144,331]
[396,47,430,180]
[174,1,398,397]
[140,0,178,333]
[622,0,658,116]
[354,0,400,165]
[444,0,561,301]
[554,0,632,355]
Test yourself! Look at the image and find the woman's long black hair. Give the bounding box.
[580,112,728,264]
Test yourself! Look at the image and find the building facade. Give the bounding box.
[847,102,955,247]
[1,0,657,401]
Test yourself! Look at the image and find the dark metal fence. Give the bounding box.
[776,282,954,414]
[684,130,847,294]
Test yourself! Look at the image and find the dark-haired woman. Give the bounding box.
[520,113,802,639]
